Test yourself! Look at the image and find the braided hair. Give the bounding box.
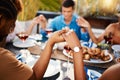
[0,0,21,42]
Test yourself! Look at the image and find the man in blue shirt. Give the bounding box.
[40,0,90,42]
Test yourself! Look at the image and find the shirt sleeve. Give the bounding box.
[39,28,47,37]
[0,48,33,80]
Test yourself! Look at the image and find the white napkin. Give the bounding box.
[16,49,33,63]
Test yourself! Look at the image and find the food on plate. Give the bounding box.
[97,43,110,49]
[83,47,110,61]
[84,54,90,60]
[116,57,120,63]
[64,46,110,61]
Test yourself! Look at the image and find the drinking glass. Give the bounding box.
[63,45,71,80]
[16,32,29,42]
[45,28,53,38]
[104,32,113,44]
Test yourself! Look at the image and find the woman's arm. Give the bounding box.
[29,29,66,80]
[77,17,104,44]
[26,15,47,35]
[63,30,86,80]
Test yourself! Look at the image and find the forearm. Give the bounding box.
[40,21,47,30]
[73,50,86,80]
[87,26,100,43]
[32,40,54,80]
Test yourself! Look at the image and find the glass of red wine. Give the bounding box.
[45,28,53,38]
[104,32,113,44]
[16,33,29,42]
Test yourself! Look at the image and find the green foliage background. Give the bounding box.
[18,0,120,21]
[18,0,62,21]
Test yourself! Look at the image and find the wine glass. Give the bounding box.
[16,32,29,43]
[45,28,53,38]
[63,45,71,80]
[104,32,113,44]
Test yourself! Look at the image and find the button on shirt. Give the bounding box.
[40,15,90,42]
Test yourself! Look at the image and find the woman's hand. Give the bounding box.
[47,29,67,46]
[62,29,81,50]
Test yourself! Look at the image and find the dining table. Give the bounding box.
[5,34,118,80]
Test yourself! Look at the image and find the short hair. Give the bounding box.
[62,0,75,9]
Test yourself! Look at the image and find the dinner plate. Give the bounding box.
[28,34,42,40]
[44,60,60,77]
[13,39,36,48]
[26,57,60,77]
[63,49,113,63]
[87,69,101,80]
[112,45,120,52]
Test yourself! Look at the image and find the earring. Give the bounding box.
[9,27,14,33]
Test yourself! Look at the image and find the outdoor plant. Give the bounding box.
[18,0,62,21]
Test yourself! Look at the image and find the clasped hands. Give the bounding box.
[48,27,81,51]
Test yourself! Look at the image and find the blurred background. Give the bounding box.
[18,0,120,21]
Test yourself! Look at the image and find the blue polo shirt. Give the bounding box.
[40,15,90,42]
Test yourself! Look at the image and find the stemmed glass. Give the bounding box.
[103,32,113,52]
[45,27,53,38]
[63,45,71,80]
[104,32,113,45]
[16,32,29,43]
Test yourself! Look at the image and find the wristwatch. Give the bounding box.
[73,46,80,52]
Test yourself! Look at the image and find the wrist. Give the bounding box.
[47,39,55,47]
[73,46,82,53]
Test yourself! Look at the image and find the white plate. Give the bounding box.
[13,39,36,48]
[63,49,73,58]
[44,60,60,77]
[29,34,42,40]
[112,45,120,52]
[87,69,101,80]
[63,49,113,63]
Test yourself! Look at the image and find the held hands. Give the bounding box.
[32,15,47,28]
[62,29,81,50]
[47,28,67,46]
[47,27,82,50]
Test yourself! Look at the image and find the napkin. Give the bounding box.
[81,41,95,48]
[16,49,33,64]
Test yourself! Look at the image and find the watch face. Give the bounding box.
[74,47,80,52]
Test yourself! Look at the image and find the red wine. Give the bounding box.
[64,45,71,53]
[45,29,53,34]
[104,32,113,44]
[16,33,28,41]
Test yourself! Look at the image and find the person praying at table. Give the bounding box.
[63,28,120,80]
[6,14,47,42]
[5,0,47,43]
[40,0,90,42]
[0,0,69,80]
[77,15,120,44]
